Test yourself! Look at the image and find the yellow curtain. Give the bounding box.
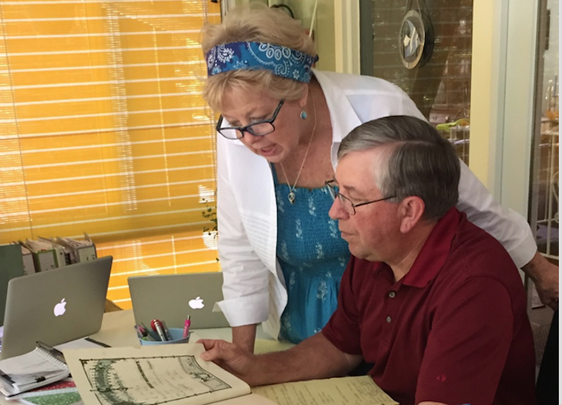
[0,1,221,309]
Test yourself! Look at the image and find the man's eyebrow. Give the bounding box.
[343,184,357,192]
[334,177,362,195]
[340,184,361,195]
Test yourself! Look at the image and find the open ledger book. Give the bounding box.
[63,344,272,405]
[63,343,397,405]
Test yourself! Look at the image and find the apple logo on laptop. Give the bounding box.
[189,296,204,310]
[54,298,67,316]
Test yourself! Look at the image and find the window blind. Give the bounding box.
[0,0,221,309]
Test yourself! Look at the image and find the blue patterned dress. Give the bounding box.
[274,170,350,344]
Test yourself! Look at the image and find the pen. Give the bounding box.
[151,319,167,341]
[160,320,172,341]
[36,341,66,365]
[136,324,155,341]
[141,322,159,341]
[84,337,111,348]
[182,315,191,339]
[134,325,145,340]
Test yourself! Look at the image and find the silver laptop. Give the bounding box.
[128,272,229,331]
[0,256,112,359]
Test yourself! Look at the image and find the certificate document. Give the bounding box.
[63,344,274,405]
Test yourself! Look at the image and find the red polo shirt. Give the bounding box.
[322,208,536,405]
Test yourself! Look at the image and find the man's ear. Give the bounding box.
[398,196,425,233]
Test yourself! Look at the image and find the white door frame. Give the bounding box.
[469,0,539,217]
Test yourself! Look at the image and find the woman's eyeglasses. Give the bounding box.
[216,100,285,140]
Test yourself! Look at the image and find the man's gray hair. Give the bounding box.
[338,116,460,221]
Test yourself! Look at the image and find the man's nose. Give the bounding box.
[328,198,348,220]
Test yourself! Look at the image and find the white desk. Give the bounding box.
[2,312,395,405]
[1,310,293,404]
[88,310,139,347]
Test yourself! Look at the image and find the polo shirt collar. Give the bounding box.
[401,208,462,288]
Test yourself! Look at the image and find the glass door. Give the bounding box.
[360,0,473,163]
[530,0,559,264]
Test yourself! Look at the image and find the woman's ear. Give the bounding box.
[298,83,310,109]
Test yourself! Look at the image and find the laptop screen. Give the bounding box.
[128,272,229,331]
[0,256,112,359]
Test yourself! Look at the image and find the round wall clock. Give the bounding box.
[399,8,434,69]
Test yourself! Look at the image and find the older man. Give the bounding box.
[200,116,536,405]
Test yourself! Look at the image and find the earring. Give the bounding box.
[300,110,307,120]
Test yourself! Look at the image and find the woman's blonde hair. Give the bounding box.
[200,3,317,111]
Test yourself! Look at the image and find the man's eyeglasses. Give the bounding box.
[216,100,285,140]
[325,180,396,215]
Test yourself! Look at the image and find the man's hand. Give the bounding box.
[199,333,362,388]
[522,252,559,310]
[199,339,262,385]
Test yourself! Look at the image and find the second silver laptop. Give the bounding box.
[128,272,229,331]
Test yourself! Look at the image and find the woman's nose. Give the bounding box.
[240,130,262,145]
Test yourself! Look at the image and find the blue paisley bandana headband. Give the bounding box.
[206,41,318,83]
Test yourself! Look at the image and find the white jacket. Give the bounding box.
[215,70,537,339]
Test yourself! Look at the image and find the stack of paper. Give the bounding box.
[254,375,398,405]
[0,345,69,397]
